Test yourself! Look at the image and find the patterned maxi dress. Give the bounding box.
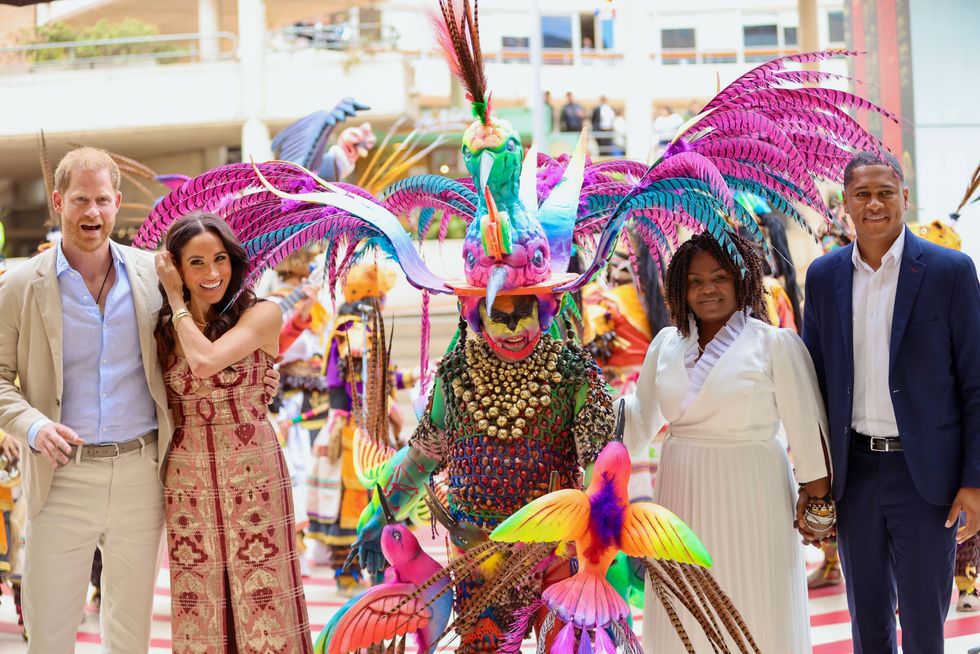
[164,349,313,653]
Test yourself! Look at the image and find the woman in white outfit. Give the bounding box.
[621,232,833,653]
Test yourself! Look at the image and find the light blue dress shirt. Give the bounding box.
[27,242,158,447]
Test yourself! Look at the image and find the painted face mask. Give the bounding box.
[478,295,542,362]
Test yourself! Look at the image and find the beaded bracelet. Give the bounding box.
[803,495,837,534]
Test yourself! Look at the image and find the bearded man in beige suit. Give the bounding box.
[0,147,276,653]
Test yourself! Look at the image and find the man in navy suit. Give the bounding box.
[802,151,980,653]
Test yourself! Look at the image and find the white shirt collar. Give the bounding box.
[852,227,905,273]
[686,307,751,342]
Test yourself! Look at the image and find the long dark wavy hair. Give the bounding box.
[155,213,257,359]
[664,231,769,337]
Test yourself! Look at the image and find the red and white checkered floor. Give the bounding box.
[0,527,977,653]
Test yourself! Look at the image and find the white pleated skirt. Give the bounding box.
[643,433,812,654]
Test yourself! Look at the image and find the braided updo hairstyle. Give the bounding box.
[664,231,770,337]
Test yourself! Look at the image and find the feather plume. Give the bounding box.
[37,131,58,227]
[551,622,577,654]
[433,0,489,122]
[954,162,980,216]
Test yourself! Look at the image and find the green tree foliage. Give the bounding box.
[19,19,180,63]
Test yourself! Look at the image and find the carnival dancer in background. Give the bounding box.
[264,249,327,576]
[805,188,853,590]
[581,235,666,502]
[0,428,24,639]
[275,278,329,576]
[305,261,411,595]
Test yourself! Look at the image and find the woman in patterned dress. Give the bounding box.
[154,213,313,653]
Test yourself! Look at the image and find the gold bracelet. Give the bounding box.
[172,308,191,327]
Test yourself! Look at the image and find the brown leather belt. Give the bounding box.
[70,432,158,460]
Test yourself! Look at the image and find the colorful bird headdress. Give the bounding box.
[134,3,895,381]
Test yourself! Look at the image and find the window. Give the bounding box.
[743,24,778,47]
[600,18,615,49]
[661,27,695,50]
[579,13,595,49]
[541,15,573,48]
[827,11,845,43]
[783,26,798,46]
[502,36,529,48]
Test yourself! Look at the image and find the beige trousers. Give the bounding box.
[24,444,164,653]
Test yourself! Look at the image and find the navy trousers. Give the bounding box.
[837,445,957,654]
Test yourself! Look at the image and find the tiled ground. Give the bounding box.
[0,528,977,653]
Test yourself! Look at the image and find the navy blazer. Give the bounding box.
[802,227,980,505]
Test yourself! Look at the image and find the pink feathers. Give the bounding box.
[592,628,616,654]
[542,571,631,629]
[552,622,577,654]
[429,7,462,81]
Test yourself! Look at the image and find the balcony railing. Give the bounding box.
[274,22,400,53]
[0,31,238,72]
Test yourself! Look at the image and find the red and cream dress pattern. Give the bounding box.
[164,349,313,653]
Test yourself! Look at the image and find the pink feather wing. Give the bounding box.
[328,583,431,654]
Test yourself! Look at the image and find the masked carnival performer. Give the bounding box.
[581,239,666,502]
[305,261,414,594]
[582,237,660,397]
[265,250,321,555]
[0,427,24,639]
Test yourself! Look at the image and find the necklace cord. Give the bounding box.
[94,257,113,308]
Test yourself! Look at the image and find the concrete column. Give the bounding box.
[798,0,819,69]
[238,0,272,161]
[622,2,654,163]
[198,0,220,62]
[202,145,228,170]
[529,0,546,149]
[349,6,360,47]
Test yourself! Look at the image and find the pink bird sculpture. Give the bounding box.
[490,441,712,652]
[319,488,452,654]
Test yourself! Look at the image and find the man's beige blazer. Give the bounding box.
[0,243,173,518]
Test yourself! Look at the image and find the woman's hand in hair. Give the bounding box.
[155,252,185,306]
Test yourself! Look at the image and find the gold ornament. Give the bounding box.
[457,338,561,442]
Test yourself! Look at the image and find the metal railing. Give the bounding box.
[275,22,400,52]
[0,31,238,72]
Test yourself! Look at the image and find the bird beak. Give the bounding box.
[376,484,396,524]
[485,265,509,313]
[479,150,495,192]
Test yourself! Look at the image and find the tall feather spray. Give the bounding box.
[431,0,490,123]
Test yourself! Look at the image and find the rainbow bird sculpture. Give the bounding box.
[316,488,452,654]
[490,441,710,652]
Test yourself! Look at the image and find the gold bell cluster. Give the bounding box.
[454,339,564,441]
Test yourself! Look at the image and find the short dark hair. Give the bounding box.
[664,232,769,337]
[843,151,904,188]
